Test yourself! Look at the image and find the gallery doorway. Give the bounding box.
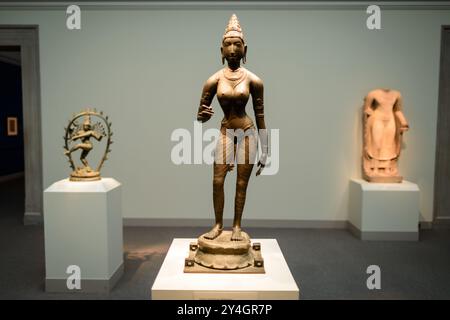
[0,45,25,222]
[0,26,42,224]
[434,26,450,226]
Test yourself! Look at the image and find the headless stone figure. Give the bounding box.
[363,89,409,182]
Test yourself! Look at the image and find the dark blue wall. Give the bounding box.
[0,61,24,176]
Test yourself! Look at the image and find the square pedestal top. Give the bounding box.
[151,238,299,300]
[351,178,419,192]
[45,178,121,193]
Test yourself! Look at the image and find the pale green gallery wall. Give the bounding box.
[1,7,448,223]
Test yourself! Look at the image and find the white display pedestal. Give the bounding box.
[348,178,420,241]
[43,178,123,293]
[152,238,299,300]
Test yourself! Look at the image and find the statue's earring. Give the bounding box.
[243,45,247,64]
[221,55,225,65]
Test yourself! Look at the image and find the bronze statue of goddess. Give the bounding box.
[197,14,268,242]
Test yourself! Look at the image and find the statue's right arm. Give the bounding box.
[71,131,85,140]
[393,93,409,131]
[197,73,218,122]
[363,93,374,116]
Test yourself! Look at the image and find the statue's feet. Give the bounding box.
[231,227,244,241]
[204,224,223,240]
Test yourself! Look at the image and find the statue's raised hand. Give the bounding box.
[197,105,214,122]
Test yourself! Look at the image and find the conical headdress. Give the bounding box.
[223,14,244,43]
[83,115,91,126]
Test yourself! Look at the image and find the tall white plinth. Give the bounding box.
[348,179,420,241]
[151,238,300,300]
[43,178,123,293]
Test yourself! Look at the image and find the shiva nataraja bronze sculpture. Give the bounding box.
[185,14,268,273]
[363,89,409,183]
[64,109,113,181]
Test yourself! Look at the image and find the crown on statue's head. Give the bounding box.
[223,14,244,43]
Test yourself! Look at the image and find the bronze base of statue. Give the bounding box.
[70,168,101,181]
[184,231,265,274]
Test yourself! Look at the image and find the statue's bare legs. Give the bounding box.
[65,144,82,156]
[204,163,228,240]
[205,133,255,241]
[205,130,234,240]
[207,161,253,242]
[231,162,253,241]
[204,224,223,240]
[80,149,91,170]
[66,145,91,165]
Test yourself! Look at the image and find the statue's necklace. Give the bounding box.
[224,68,244,81]
[223,68,246,88]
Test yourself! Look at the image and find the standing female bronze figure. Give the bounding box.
[197,14,268,242]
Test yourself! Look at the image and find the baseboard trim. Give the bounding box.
[432,218,450,229]
[0,172,24,183]
[45,263,124,294]
[0,173,43,226]
[123,218,348,229]
[347,221,361,238]
[21,215,437,230]
[24,211,43,225]
[419,221,433,229]
[360,231,419,241]
[347,222,418,241]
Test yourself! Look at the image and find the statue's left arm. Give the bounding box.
[250,75,268,176]
[72,131,89,141]
[197,73,218,123]
[394,93,409,133]
[92,130,103,141]
[363,93,374,117]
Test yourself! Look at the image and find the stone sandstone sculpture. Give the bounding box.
[363,89,409,183]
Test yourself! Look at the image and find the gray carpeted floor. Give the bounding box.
[0,177,449,299]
